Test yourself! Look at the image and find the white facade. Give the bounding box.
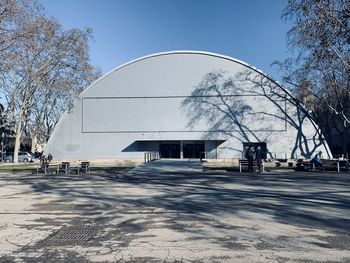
[44,51,332,160]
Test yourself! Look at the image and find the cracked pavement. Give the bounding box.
[0,159,350,262]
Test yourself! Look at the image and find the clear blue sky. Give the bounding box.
[40,0,290,81]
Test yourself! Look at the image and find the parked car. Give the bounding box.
[4,151,34,163]
[34,151,43,159]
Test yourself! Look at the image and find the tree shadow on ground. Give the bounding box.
[6,169,350,235]
[3,169,350,262]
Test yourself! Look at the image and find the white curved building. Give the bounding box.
[44,51,332,160]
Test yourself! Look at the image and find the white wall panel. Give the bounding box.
[82,96,286,133]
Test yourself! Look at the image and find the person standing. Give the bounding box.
[47,153,53,163]
[255,146,262,173]
[245,146,254,173]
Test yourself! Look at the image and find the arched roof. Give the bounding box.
[79,50,291,99]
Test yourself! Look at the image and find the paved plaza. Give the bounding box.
[0,160,350,262]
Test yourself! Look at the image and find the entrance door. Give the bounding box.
[160,143,180,159]
[183,143,205,158]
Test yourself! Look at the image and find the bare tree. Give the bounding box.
[0,0,40,127]
[275,0,350,154]
[24,25,100,151]
[0,0,99,162]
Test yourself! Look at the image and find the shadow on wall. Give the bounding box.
[122,141,159,152]
[181,70,328,159]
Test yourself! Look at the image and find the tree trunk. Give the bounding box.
[31,135,37,153]
[13,119,23,163]
[342,132,348,156]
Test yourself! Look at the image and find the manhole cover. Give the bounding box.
[42,225,103,246]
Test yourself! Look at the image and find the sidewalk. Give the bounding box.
[128,159,203,174]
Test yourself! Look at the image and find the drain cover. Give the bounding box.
[42,225,103,246]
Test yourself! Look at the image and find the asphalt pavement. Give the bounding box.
[0,159,350,262]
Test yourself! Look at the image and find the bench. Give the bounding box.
[239,159,265,172]
[78,161,90,173]
[296,161,313,171]
[37,161,50,174]
[322,159,338,171]
[57,162,70,174]
[338,160,350,171]
[296,159,349,172]
[319,159,350,172]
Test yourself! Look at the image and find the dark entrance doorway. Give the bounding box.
[183,143,205,159]
[160,143,180,158]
